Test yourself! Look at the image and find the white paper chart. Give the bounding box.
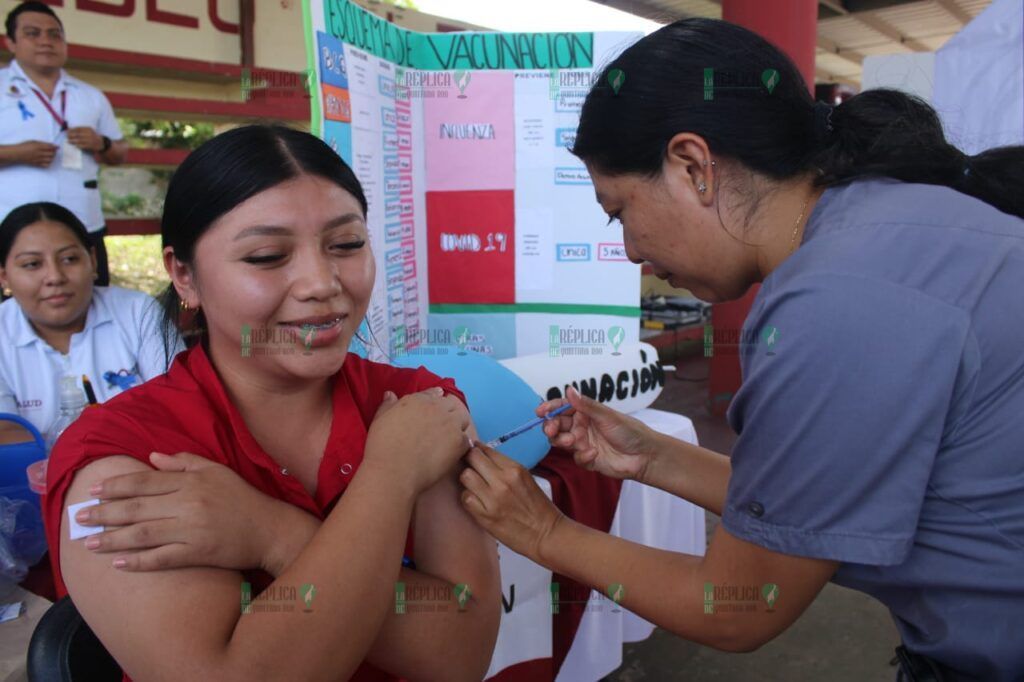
[304,0,642,361]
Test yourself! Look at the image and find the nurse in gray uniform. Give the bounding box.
[458,17,1024,681]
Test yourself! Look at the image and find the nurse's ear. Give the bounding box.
[88,245,98,281]
[162,245,199,310]
[664,132,716,207]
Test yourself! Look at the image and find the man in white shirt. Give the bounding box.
[0,2,128,287]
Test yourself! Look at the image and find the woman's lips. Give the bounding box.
[278,316,347,349]
[42,294,72,306]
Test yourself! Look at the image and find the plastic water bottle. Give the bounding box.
[44,375,88,455]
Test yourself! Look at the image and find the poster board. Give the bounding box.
[303,0,642,361]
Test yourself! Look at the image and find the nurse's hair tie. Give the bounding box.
[813,101,835,143]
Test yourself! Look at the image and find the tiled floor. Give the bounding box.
[602,355,900,681]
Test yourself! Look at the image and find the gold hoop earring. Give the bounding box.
[180,299,190,311]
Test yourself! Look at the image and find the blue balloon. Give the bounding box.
[391,347,550,469]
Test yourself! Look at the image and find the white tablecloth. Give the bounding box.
[486,408,707,681]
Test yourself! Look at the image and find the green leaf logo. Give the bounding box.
[607,68,625,94]
[608,325,625,354]
[607,583,625,603]
[454,70,471,97]
[761,69,780,94]
[301,323,317,354]
[300,583,316,611]
[454,326,470,353]
[762,583,780,611]
[454,583,472,610]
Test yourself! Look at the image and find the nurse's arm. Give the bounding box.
[539,519,838,652]
[61,454,421,682]
[640,432,732,516]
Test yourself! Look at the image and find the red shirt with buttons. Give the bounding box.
[42,343,465,682]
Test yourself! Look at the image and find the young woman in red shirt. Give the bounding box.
[43,125,501,682]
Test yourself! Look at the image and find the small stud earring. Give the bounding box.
[2,287,11,297]
[698,182,707,194]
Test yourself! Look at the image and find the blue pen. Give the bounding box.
[485,403,573,448]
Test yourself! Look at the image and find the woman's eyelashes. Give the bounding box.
[18,254,81,270]
[241,239,367,265]
[606,211,622,227]
[331,239,366,252]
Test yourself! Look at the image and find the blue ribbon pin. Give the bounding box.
[17,101,34,121]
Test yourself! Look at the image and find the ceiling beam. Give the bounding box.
[815,68,860,87]
[818,0,850,15]
[854,12,932,51]
[817,35,867,65]
[934,0,971,25]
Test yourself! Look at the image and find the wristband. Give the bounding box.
[100,135,112,153]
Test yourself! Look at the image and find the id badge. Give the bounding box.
[61,141,83,170]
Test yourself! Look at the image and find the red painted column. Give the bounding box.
[707,0,817,416]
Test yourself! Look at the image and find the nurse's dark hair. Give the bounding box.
[157,124,368,360]
[572,18,1024,221]
[6,1,63,40]
[0,202,91,266]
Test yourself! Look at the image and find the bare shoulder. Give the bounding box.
[60,456,242,680]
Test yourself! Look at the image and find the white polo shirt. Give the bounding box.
[0,59,123,232]
[0,286,184,440]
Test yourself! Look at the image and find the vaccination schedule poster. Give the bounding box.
[303,0,642,361]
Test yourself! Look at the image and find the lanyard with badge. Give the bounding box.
[31,87,82,170]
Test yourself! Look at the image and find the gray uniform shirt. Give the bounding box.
[724,178,1024,680]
